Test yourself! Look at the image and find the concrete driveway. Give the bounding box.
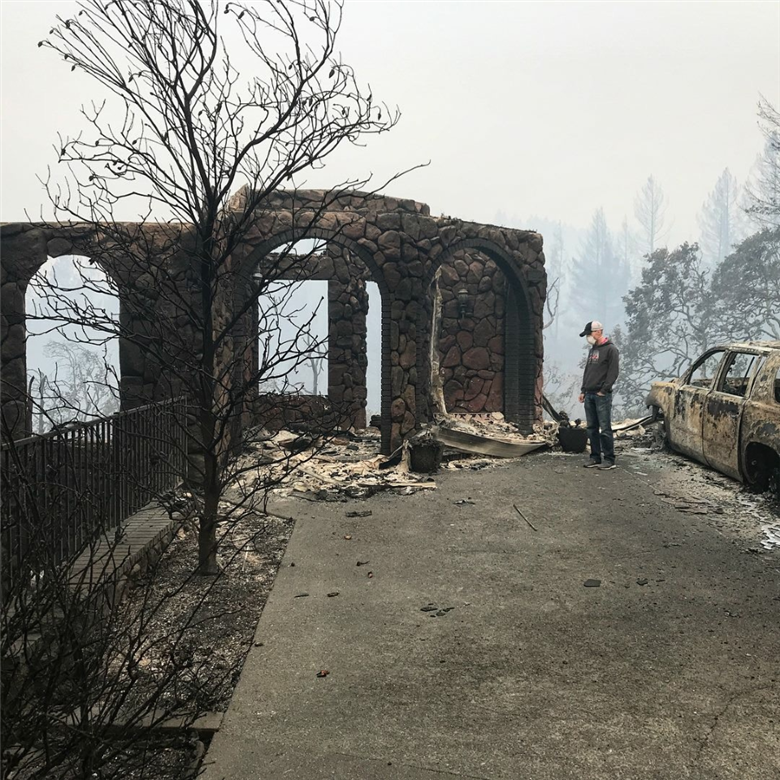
[201,450,780,780]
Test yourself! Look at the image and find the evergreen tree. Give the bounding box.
[570,208,630,329]
[698,168,745,266]
[618,215,640,286]
[634,175,669,256]
[744,98,780,229]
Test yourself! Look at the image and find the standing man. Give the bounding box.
[577,320,620,470]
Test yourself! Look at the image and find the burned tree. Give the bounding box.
[3,1,401,776]
[698,168,746,267]
[33,0,399,574]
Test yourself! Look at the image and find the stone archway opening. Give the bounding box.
[254,263,329,398]
[25,254,120,433]
[424,237,539,434]
[240,230,391,450]
[365,280,382,423]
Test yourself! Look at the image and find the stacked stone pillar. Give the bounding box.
[327,276,369,429]
[1,226,50,439]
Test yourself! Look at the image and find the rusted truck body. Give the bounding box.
[646,342,780,490]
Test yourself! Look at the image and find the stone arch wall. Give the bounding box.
[0,226,50,438]
[2,192,546,452]
[0,224,129,438]
[427,232,544,432]
[229,191,546,449]
[235,223,396,454]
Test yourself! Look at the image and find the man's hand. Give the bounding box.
[578,393,585,404]
[597,392,606,397]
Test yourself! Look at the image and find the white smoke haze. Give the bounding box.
[1,0,778,421]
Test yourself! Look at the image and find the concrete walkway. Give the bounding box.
[202,451,780,780]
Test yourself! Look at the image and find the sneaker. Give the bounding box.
[583,459,601,468]
[599,462,617,471]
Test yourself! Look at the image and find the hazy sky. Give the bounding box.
[2,0,779,247]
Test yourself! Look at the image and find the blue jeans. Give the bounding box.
[584,392,615,464]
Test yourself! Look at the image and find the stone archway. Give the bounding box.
[0,224,126,438]
[421,235,543,434]
[237,225,395,454]
[3,192,547,450]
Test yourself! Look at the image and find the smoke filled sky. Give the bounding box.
[1,0,778,246]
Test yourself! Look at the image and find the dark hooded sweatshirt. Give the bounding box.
[581,338,620,394]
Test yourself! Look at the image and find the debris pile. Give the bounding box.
[433,412,549,458]
[435,411,543,441]
[237,429,437,502]
[624,437,780,551]
[612,416,656,439]
[236,410,563,503]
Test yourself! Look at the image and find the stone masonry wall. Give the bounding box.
[3,192,546,454]
[1,225,68,438]
[328,273,369,429]
[436,251,506,414]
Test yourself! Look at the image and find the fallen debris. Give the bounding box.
[316,670,329,678]
[444,457,498,471]
[542,393,566,424]
[583,579,601,588]
[654,490,720,516]
[434,412,549,458]
[612,415,656,437]
[434,424,547,459]
[760,522,780,551]
[513,504,538,532]
[274,431,317,452]
[237,414,562,505]
[421,603,455,617]
[237,428,439,501]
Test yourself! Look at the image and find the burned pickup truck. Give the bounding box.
[646,342,780,492]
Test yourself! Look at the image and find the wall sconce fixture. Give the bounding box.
[456,288,471,319]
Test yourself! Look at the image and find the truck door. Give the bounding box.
[702,351,764,480]
[670,349,727,463]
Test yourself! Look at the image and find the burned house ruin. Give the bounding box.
[1,190,547,453]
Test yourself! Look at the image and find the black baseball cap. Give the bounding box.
[579,320,604,337]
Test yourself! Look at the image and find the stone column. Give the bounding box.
[327,276,368,429]
[436,252,507,414]
[0,226,50,439]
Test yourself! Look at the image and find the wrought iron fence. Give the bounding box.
[1,397,188,597]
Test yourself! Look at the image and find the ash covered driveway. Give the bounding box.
[202,450,780,780]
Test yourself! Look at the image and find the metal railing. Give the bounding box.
[1,397,188,596]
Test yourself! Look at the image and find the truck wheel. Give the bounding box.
[744,444,780,496]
